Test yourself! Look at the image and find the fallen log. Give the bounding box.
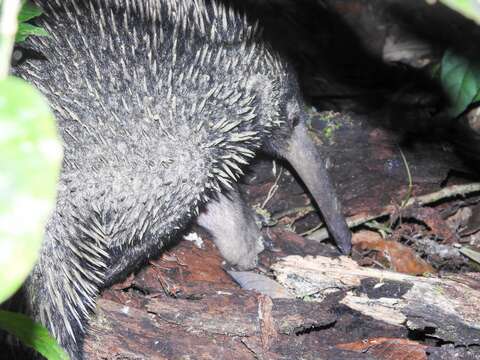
[84,290,378,360]
[272,255,480,345]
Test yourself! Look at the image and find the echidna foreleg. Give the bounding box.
[197,188,264,270]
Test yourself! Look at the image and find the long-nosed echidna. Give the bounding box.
[9,0,351,358]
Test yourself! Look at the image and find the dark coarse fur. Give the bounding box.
[7,0,351,358]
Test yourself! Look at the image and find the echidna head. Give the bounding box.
[245,67,352,255]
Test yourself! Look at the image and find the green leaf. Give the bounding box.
[0,310,69,360]
[441,50,480,116]
[16,22,48,43]
[18,2,43,23]
[15,1,48,43]
[0,76,62,304]
[474,90,480,103]
[438,0,480,24]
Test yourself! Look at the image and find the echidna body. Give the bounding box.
[12,0,351,358]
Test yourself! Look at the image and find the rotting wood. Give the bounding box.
[85,290,376,359]
[272,255,480,345]
[82,234,414,359]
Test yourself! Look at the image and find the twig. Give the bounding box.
[260,165,283,209]
[398,147,413,208]
[364,220,393,238]
[460,247,480,264]
[0,0,22,79]
[299,223,323,237]
[307,182,480,242]
[273,205,315,221]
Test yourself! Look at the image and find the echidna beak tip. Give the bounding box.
[337,237,352,255]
